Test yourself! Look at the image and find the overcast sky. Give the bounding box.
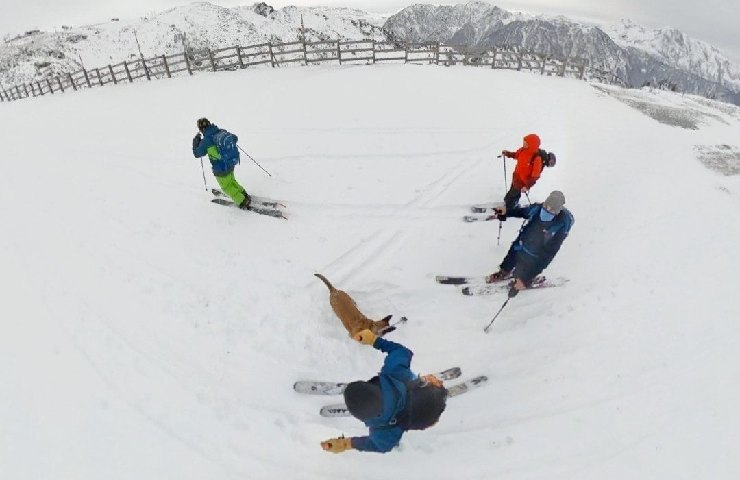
[3,1,739,61]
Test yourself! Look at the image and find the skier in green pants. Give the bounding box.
[192,117,251,209]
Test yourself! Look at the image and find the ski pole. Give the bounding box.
[238,145,272,177]
[483,297,511,333]
[498,152,508,246]
[199,157,208,191]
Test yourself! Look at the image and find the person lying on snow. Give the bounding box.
[321,331,448,454]
[488,190,574,297]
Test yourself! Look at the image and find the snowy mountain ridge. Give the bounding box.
[1,1,739,105]
[603,18,740,88]
[0,2,387,87]
[383,2,740,104]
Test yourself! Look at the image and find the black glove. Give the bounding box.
[507,284,519,298]
[495,208,506,221]
[192,134,202,149]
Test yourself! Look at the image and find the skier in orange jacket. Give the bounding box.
[501,133,545,210]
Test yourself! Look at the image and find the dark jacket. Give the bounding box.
[506,204,574,283]
[350,338,418,453]
[192,124,239,176]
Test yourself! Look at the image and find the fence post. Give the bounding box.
[208,49,216,71]
[162,55,171,78]
[124,61,133,82]
[16,86,22,99]
[435,42,440,65]
[237,46,245,68]
[578,61,585,80]
[302,39,308,66]
[68,73,77,91]
[57,77,65,92]
[490,47,497,69]
[23,84,29,97]
[404,43,409,63]
[184,51,192,75]
[559,59,566,77]
[142,57,151,80]
[517,51,523,71]
[84,68,91,87]
[540,55,546,75]
[337,42,341,65]
[109,65,117,84]
[47,78,54,94]
[269,43,276,67]
[95,68,103,85]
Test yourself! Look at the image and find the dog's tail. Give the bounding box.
[314,273,336,292]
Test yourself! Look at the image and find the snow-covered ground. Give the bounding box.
[1,64,739,479]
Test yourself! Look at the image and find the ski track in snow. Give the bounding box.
[315,156,475,286]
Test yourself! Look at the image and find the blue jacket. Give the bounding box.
[192,124,238,176]
[350,338,418,453]
[507,204,574,283]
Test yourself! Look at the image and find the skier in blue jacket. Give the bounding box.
[321,330,448,454]
[192,117,251,209]
[488,190,574,297]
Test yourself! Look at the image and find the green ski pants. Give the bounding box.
[216,171,247,205]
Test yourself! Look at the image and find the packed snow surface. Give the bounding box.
[1,64,738,479]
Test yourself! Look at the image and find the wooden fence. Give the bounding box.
[0,39,624,103]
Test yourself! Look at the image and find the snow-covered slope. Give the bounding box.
[3,1,740,105]
[0,2,387,86]
[1,63,739,479]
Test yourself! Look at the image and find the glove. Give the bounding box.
[192,134,202,149]
[494,207,506,221]
[508,278,526,298]
[421,374,443,388]
[321,436,352,454]
[353,329,377,346]
[502,150,514,158]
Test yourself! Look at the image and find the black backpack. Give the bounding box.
[395,378,448,431]
[531,149,557,168]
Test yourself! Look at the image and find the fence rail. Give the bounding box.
[1,39,626,103]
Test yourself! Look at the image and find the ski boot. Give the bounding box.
[486,269,511,284]
[238,193,252,210]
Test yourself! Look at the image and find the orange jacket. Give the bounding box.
[507,133,543,189]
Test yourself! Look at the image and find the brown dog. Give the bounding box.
[314,273,393,337]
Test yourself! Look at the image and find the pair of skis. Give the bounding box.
[294,367,488,417]
[210,188,287,219]
[435,274,568,296]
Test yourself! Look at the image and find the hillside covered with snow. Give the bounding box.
[3,1,740,106]
[1,61,739,479]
